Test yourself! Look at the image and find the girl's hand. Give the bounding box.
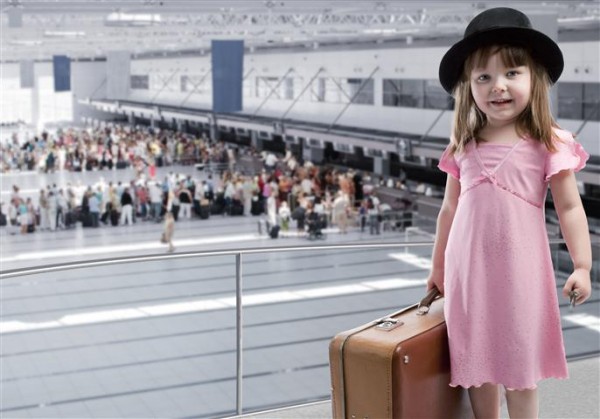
[562,268,592,306]
[426,271,445,296]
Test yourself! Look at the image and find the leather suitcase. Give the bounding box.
[329,290,472,419]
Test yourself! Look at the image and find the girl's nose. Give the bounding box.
[492,79,507,92]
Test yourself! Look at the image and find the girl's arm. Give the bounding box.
[550,169,592,305]
[426,175,461,295]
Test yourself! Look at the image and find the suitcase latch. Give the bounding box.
[375,317,403,331]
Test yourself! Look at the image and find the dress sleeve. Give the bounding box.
[438,143,460,180]
[544,131,589,182]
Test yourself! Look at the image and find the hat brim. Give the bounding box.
[439,27,564,94]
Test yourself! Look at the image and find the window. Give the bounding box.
[256,77,281,99]
[310,77,373,104]
[383,79,425,107]
[130,75,149,90]
[583,83,599,121]
[0,78,33,124]
[284,77,294,100]
[345,78,374,105]
[37,76,73,125]
[180,75,209,94]
[424,80,452,110]
[558,82,599,121]
[558,83,583,119]
[383,79,453,110]
[312,77,326,102]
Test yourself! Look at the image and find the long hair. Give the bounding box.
[450,44,559,154]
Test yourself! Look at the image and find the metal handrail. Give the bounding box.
[0,241,444,279]
[0,239,570,416]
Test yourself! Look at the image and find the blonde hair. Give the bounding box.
[450,44,559,154]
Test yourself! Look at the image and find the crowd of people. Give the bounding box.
[1,125,416,239]
[0,125,232,174]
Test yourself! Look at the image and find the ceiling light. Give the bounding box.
[9,40,42,46]
[105,12,162,27]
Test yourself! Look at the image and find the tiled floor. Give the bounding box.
[1,166,599,418]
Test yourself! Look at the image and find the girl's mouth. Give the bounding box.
[490,99,512,105]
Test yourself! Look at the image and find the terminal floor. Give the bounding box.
[236,357,600,418]
[1,167,599,418]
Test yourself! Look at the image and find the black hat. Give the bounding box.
[438,7,563,94]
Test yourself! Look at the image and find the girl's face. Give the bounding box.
[470,52,531,128]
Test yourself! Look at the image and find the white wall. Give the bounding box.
[126,40,599,155]
[0,62,34,124]
[0,60,115,130]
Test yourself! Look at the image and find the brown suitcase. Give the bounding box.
[329,290,472,418]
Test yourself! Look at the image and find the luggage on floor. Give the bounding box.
[116,160,128,169]
[251,199,263,216]
[199,204,210,219]
[110,210,120,226]
[65,211,77,228]
[329,290,471,419]
[230,200,244,216]
[269,225,280,239]
[210,203,224,215]
[81,212,93,227]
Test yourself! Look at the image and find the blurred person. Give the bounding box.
[178,182,193,220]
[88,191,100,228]
[39,189,50,231]
[332,191,350,234]
[120,188,134,226]
[278,201,291,231]
[163,211,175,253]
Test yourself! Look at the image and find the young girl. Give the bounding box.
[430,7,592,418]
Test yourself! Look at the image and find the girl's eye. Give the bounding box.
[507,70,518,77]
[476,74,489,82]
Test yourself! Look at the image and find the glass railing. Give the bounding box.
[1,240,598,418]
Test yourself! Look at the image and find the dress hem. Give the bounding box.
[449,374,569,391]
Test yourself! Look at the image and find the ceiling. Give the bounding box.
[1,0,599,62]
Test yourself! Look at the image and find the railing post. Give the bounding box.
[236,252,243,415]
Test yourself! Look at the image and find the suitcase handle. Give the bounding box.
[417,288,441,316]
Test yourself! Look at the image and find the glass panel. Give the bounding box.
[130,75,149,90]
[345,78,374,105]
[241,244,434,413]
[284,77,294,100]
[0,256,237,418]
[180,75,211,95]
[382,79,425,108]
[37,76,74,126]
[557,82,583,119]
[583,82,600,121]
[382,79,401,107]
[2,243,596,417]
[424,79,451,110]
[0,78,33,124]
[256,77,282,99]
[311,78,327,102]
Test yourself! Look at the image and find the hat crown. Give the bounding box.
[464,7,532,38]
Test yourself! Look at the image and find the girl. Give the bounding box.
[430,8,592,418]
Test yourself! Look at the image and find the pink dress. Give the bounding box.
[438,128,589,390]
